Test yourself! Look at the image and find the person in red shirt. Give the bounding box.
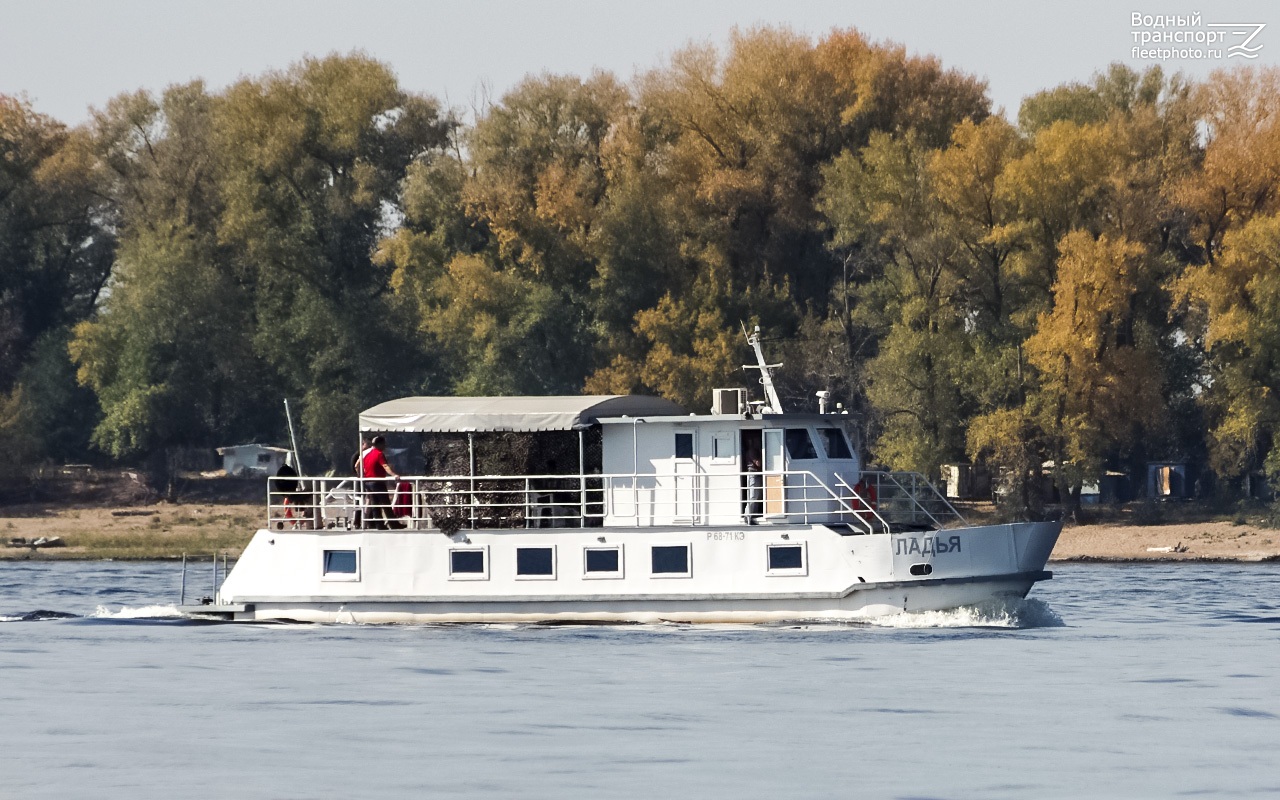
[361,435,399,529]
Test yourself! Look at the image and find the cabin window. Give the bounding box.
[910,563,934,576]
[651,545,691,576]
[819,428,853,460]
[516,546,556,579]
[712,432,735,462]
[766,543,807,576]
[784,429,818,460]
[674,432,695,459]
[322,549,359,580]
[449,547,488,580]
[257,453,274,465]
[584,546,623,578]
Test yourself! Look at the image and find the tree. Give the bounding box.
[0,95,113,466]
[1022,232,1162,513]
[1171,67,1280,262]
[215,54,454,463]
[1175,213,1280,486]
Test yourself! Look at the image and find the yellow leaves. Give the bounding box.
[1177,213,1280,351]
[1021,231,1159,471]
[1172,67,1280,251]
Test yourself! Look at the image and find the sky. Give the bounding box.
[2,0,1278,125]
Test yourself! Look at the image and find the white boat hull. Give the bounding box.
[205,521,1061,624]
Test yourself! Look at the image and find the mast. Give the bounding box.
[743,325,784,414]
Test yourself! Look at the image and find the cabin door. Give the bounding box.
[673,430,697,522]
[762,428,786,517]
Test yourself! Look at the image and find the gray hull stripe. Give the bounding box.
[234,570,1051,605]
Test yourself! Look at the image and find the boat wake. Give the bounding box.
[92,604,184,619]
[865,597,1064,629]
[0,610,80,622]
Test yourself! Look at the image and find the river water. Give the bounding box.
[1,561,1277,799]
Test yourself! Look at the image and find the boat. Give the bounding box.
[184,330,1060,623]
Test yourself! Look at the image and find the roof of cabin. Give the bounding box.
[358,395,688,433]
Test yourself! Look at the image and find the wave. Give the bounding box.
[92,604,184,619]
[0,610,80,622]
[864,597,1064,629]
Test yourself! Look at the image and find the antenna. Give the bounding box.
[283,398,303,474]
[742,324,784,414]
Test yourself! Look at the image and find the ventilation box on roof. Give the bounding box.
[711,388,748,415]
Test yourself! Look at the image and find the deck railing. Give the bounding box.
[859,471,968,528]
[266,469,895,533]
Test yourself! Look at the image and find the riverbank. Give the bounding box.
[1,503,258,560]
[1050,520,1279,562]
[2,501,1279,561]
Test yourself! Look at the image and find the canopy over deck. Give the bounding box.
[359,395,687,433]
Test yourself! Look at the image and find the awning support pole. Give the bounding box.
[578,429,586,523]
[468,432,476,530]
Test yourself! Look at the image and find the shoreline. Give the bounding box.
[2,502,1279,563]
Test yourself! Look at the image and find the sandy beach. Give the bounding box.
[1050,520,1279,562]
[2,501,1278,562]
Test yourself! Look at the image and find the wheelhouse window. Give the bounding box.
[651,544,691,577]
[516,546,555,579]
[712,432,735,461]
[584,546,623,578]
[766,543,806,576]
[449,547,488,580]
[674,432,695,459]
[819,428,853,460]
[784,429,818,460]
[322,549,359,581]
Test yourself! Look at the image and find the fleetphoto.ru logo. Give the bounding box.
[1131,12,1265,61]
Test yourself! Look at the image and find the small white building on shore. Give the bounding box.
[217,444,293,477]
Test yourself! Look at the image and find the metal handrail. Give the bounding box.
[860,471,967,528]
[265,469,893,532]
[832,473,893,534]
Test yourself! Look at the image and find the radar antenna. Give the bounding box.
[742,324,784,414]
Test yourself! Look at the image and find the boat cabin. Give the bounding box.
[269,391,957,534]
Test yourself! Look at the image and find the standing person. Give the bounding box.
[743,444,763,524]
[361,436,399,529]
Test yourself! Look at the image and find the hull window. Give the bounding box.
[516,546,556,578]
[322,549,359,581]
[651,545,691,577]
[766,543,807,576]
[449,548,489,580]
[767,544,803,571]
[584,546,623,578]
[909,563,934,576]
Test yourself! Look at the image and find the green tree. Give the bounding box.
[215,54,454,463]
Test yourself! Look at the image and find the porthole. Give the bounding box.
[322,549,359,581]
[516,546,556,579]
[584,546,623,578]
[449,547,489,580]
[651,544,691,577]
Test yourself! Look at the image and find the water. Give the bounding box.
[1,562,1278,799]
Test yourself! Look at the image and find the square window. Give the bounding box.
[819,428,853,459]
[712,433,734,461]
[784,429,818,460]
[449,547,488,580]
[651,545,690,576]
[584,546,623,578]
[322,549,359,581]
[674,432,694,459]
[766,543,807,576]
[516,546,555,579]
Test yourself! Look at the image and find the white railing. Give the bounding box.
[265,470,891,533]
[858,471,968,528]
